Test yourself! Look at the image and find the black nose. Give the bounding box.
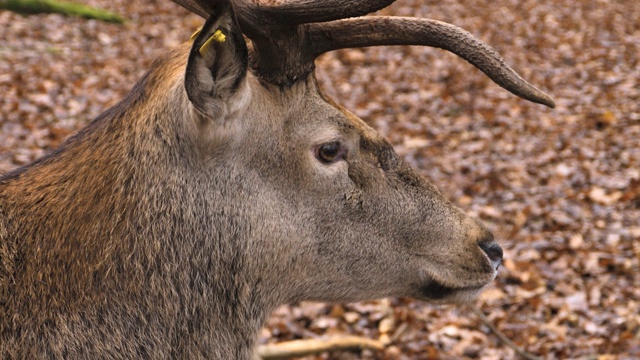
[478,240,503,268]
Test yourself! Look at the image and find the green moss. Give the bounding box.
[0,0,125,24]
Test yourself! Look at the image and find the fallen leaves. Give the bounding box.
[1,0,639,358]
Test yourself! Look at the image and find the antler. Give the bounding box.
[309,17,555,108]
[172,0,555,108]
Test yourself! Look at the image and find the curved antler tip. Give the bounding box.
[531,91,556,108]
[544,99,556,109]
[510,79,555,108]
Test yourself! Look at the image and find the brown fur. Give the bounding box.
[0,11,501,359]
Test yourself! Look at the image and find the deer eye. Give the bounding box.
[315,141,344,164]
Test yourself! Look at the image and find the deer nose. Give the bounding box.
[478,239,503,269]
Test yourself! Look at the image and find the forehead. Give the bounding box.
[298,83,381,142]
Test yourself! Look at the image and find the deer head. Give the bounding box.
[170,0,553,301]
[0,0,553,357]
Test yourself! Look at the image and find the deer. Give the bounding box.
[0,0,554,358]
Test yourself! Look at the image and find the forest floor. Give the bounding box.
[1,0,638,359]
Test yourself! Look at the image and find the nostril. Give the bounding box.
[479,241,503,264]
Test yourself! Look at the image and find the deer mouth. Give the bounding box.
[417,275,496,304]
[418,282,483,303]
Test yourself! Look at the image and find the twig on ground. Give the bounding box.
[470,304,542,360]
[258,335,385,359]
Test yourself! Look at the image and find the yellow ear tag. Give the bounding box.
[189,28,202,43]
[211,29,226,43]
[199,30,227,57]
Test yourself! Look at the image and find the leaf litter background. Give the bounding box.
[0,0,638,358]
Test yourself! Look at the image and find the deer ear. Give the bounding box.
[185,1,248,115]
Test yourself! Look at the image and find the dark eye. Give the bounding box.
[315,141,343,164]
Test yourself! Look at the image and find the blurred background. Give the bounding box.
[1,0,638,358]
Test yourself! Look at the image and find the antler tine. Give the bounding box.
[171,0,212,18]
[309,17,555,108]
[232,0,395,26]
